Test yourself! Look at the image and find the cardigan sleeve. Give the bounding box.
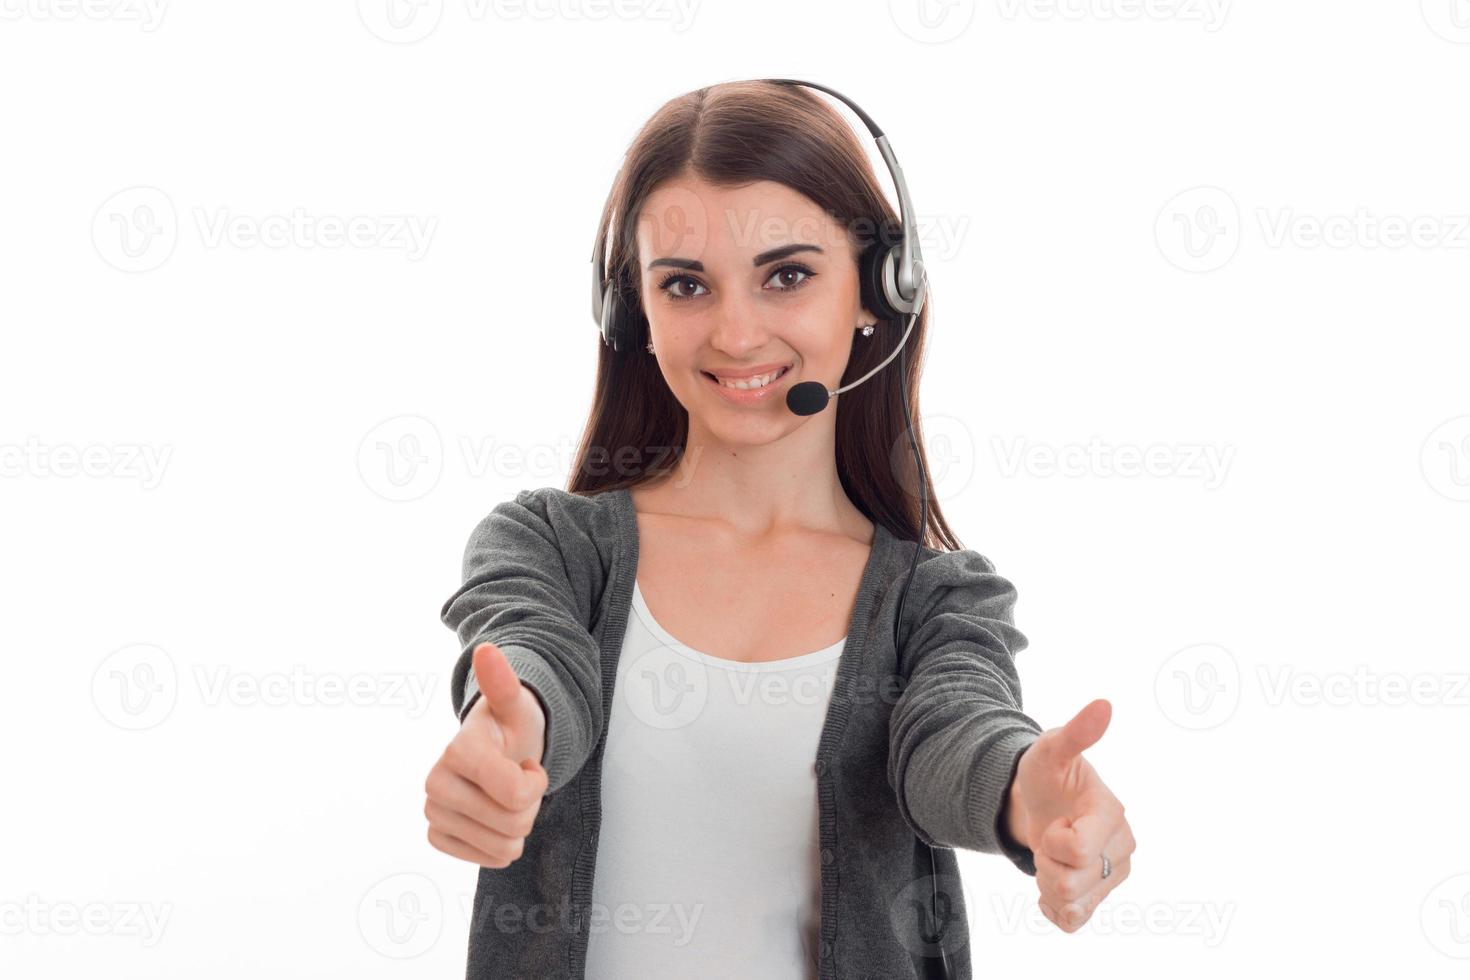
[439,487,605,799]
[886,547,1044,876]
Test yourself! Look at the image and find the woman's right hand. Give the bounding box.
[424,641,549,868]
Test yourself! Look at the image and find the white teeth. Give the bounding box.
[715,366,787,390]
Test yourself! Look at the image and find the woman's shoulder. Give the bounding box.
[917,543,1001,576]
[888,538,1019,617]
[493,484,632,551]
[886,530,1004,583]
[508,483,621,511]
[890,542,1029,662]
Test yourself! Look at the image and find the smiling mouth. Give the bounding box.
[700,365,793,391]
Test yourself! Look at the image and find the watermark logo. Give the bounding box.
[1422,0,1470,43]
[889,0,977,44]
[1153,642,1240,731]
[358,0,444,43]
[359,872,443,958]
[1155,186,1240,273]
[93,186,177,273]
[1421,415,1470,502]
[621,642,710,730]
[889,872,970,960]
[92,643,179,731]
[1422,872,1470,958]
[358,415,444,503]
[892,414,979,505]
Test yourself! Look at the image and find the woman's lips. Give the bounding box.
[701,364,793,404]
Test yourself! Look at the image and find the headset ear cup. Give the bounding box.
[599,284,619,348]
[858,220,906,324]
[600,268,642,352]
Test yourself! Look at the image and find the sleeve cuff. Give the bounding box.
[457,673,482,723]
[460,644,572,800]
[966,728,1041,876]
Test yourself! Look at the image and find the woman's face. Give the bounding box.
[634,174,877,444]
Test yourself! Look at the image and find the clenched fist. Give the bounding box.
[424,641,550,868]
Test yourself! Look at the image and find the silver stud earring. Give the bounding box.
[646,341,655,353]
[860,323,875,337]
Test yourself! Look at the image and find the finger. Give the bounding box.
[1065,805,1119,857]
[443,735,544,811]
[1037,801,1122,869]
[425,799,526,865]
[427,826,503,868]
[426,766,538,838]
[1054,850,1131,931]
[1037,826,1133,929]
[1045,699,1111,763]
[472,642,523,720]
[461,690,515,757]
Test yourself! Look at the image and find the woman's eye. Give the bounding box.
[658,264,816,303]
[659,275,708,301]
[766,265,812,291]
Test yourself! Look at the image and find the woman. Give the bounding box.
[426,78,1135,979]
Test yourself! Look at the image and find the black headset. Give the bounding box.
[590,77,952,979]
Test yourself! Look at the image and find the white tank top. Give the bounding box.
[582,580,846,980]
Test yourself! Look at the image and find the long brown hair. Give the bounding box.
[567,79,961,551]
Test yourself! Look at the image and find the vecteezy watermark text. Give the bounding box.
[93,186,437,272]
[991,435,1235,489]
[0,895,173,946]
[0,0,168,29]
[357,0,700,43]
[92,643,438,730]
[0,437,172,489]
[995,0,1230,31]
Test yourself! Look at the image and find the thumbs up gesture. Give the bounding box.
[424,642,550,868]
[1001,699,1135,932]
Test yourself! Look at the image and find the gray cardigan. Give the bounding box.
[440,484,1043,979]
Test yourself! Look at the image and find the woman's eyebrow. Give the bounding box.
[646,242,825,272]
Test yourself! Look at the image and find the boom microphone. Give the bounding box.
[784,302,925,416]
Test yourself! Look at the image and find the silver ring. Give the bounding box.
[1101,853,1111,879]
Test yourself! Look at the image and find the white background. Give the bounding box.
[3,1,1468,977]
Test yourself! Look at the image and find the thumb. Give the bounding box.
[471,642,523,721]
[1044,698,1111,763]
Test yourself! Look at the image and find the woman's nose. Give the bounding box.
[707,293,772,357]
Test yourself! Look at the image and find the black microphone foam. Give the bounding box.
[786,380,831,416]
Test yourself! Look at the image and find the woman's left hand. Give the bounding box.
[1002,698,1135,933]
